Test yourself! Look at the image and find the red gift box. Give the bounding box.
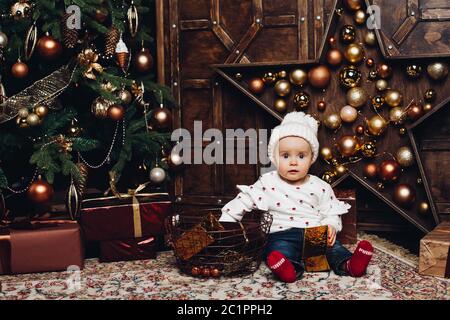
[80,193,173,242]
[99,236,157,262]
[0,221,84,275]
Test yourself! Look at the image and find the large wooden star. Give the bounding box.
[213,0,449,233]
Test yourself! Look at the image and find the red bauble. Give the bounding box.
[152,107,172,130]
[37,34,63,60]
[107,104,125,121]
[28,179,54,204]
[134,48,154,73]
[363,163,378,179]
[376,63,392,79]
[393,184,416,208]
[317,100,327,112]
[11,60,29,78]
[378,160,401,182]
[355,125,365,135]
[407,103,424,122]
[248,78,265,94]
[308,65,331,89]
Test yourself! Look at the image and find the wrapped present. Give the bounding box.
[0,220,84,275]
[419,221,450,278]
[81,192,173,242]
[302,225,330,272]
[99,236,157,262]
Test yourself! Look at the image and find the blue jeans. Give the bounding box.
[263,228,352,278]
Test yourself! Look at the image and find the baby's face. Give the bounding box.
[277,136,313,185]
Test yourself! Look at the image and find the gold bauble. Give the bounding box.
[360,141,376,158]
[340,25,356,43]
[289,69,308,86]
[320,147,333,161]
[34,105,49,118]
[248,78,265,94]
[346,87,368,108]
[367,115,388,136]
[26,113,40,126]
[364,31,377,46]
[344,0,362,11]
[385,89,403,107]
[371,95,385,110]
[18,107,29,118]
[340,105,358,123]
[274,80,291,97]
[337,135,360,157]
[427,62,449,81]
[335,165,348,176]
[331,158,339,167]
[389,107,406,124]
[16,116,28,128]
[395,146,414,167]
[399,128,406,135]
[339,65,362,89]
[354,10,366,25]
[322,171,337,184]
[262,72,278,84]
[324,113,342,130]
[274,99,288,113]
[278,70,288,79]
[293,92,310,110]
[375,79,389,91]
[344,43,365,64]
[91,97,114,119]
[117,89,133,104]
[423,103,433,113]
[418,202,430,215]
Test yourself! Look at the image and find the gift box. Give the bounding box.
[80,193,173,242]
[99,236,157,262]
[0,221,84,275]
[419,221,450,278]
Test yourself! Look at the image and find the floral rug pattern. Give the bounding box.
[0,237,449,300]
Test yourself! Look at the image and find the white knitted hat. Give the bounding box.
[267,111,319,166]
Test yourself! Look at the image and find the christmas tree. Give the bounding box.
[0,0,174,214]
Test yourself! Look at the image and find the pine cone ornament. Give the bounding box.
[105,26,120,57]
[61,13,78,49]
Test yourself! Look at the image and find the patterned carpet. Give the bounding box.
[0,234,449,300]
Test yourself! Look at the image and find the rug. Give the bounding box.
[0,233,448,300]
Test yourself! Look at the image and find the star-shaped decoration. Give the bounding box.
[213,0,449,232]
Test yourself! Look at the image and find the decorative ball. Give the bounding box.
[423,103,433,113]
[377,63,392,79]
[118,89,133,104]
[427,62,448,81]
[355,125,365,135]
[152,107,172,130]
[371,95,385,110]
[393,184,416,208]
[211,268,221,277]
[424,89,437,102]
[324,113,342,130]
[317,100,327,112]
[366,58,375,68]
[399,127,406,135]
[368,69,378,81]
[337,135,360,157]
[191,266,200,276]
[328,37,337,47]
[167,152,184,170]
[339,65,362,88]
[149,167,166,184]
[37,34,63,60]
[326,49,343,67]
[389,107,406,125]
[330,158,339,167]
[354,10,366,25]
[235,73,243,80]
[418,202,430,215]
[340,105,358,123]
[395,146,414,167]
[344,43,365,64]
[0,31,8,48]
[94,7,109,23]
[26,113,40,126]
[346,87,368,108]
[308,65,331,89]
[16,117,29,128]
[274,99,288,113]
[360,141,377,158]
[263,72,278,84]
[107,104,125,121]
[376,182,385,190]
[375,79,389,91]
[335,164,348,176]
[11,60,28,78]
[363,163,378,179]
[320,147,333,161]
[67,120,82,137]
[344,0,362,11]
[18,108,29,118]
[248,78,265,94]
[274,80,291,97]
[322,171,336,184]
[293,92,310,110]
[406,64,422,79]
[364,31,377,46]
[289,69,308,86]
[384,89,403,107]
[378,160,401,182]
[28,178,54,204]
[34,105,49,118]
[340,25,356,43]
[407,103,423,122]
[91,97,114,119]
[367,115,388,136]
[134,48,154,73]
[278,70,288,79]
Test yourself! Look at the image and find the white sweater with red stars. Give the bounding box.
[219,171,350,234]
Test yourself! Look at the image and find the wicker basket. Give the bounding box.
[165,208,272,277]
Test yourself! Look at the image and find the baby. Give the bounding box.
[220,111,373,282]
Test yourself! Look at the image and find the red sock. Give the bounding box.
[266,250,296,283]
[346,240,374,277]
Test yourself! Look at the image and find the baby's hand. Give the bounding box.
[327,225,336,247]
